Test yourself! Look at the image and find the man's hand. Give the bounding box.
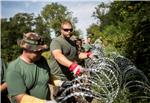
[86,51,93,58]
[61,81,73,88]
[69,63,84,76]
[55,81,73,97]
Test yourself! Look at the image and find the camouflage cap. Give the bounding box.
[17,32,48,52]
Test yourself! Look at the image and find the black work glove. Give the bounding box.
[61,81,73,89]
[56,81,73,97]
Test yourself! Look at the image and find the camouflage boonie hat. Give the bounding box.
[17,32,48,52]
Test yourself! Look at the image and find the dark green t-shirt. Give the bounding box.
[50,35,77,81]
[6,56,50,103]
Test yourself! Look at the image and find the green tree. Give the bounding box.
[1,3,80,62]
[41,2,78,37]
[10,13,35,33]
[89,1,150,102]
[33,15,51,47]
[1,13,35,62]
[92,2,110,30]
[86,23,102,42]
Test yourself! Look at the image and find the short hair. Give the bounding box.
[61,20,72,28]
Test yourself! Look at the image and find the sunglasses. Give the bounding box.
[63,28,73,32]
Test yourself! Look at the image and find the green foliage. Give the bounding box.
[1,13,35,62]
[89,1,150,102]
[1,3,79,62]
[34,15,49,35]
[126,21,150,80]
[10,13,35,33]
[87,24,102,42]
[91,2,150,77]
[41,2,78,36]
[34,15,51,47]
[42,51,51,64]
[103,23,131,55]
[113,89,130,103]
[92,2,110,30]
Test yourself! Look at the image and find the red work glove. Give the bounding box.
[86,51,93,58]
[69,63,84,76]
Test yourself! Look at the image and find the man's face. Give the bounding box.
[27,50,42,62]
[87,37,91,43]
[61,23,73,38]
[76,40,82,46]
